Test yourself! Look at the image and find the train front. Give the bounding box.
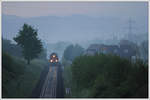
[49,53,59,66]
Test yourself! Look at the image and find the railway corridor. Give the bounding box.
[40,66,57,98]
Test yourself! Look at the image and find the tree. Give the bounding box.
[63,45,74,61]
[2,38,22,57]
[71,54,148,97]
[119,39,139,59]
[14,24,43,64]
[63,44,84,61]
[141,41,148,61]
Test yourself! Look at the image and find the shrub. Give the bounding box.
[71,54,148,98]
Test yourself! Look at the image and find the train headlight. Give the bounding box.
[53,55,56,58]
[50,59,53,62]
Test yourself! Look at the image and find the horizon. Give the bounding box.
[2,2,148,18]
[2,2,148,44]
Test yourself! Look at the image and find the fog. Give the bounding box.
[2,2,148,59]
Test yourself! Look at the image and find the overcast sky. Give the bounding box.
[2,2,148,18]
[2,2,148,44]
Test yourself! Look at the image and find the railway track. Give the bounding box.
[40,66,57,98]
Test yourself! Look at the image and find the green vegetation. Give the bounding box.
[2,38,22,57]
[63,44,84,97]
[64,54,148,98]
[14,23,43,64]
[63,44,84,61]
[2,23,47,97]
[2,52,48,98]
[63,65,72,97]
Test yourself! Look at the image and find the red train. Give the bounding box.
[49,53,59,66]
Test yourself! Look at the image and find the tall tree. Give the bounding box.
[14,24,43,64]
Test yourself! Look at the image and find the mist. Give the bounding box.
[2,2,148,59]
[2,2,148,98]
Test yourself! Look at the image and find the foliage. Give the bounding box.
[2,52,47,98]
[2,52,25,79]
[2,52,25,97]
[38,48,47,60]
[63,65,72,97]
[14,23,43,64]
[70,54,148,98]
[139,40,148,62]
[2,38,22,57]
[119,39,138,55]
[63,44,84,61]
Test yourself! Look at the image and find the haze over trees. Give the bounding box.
[2,2,148,98]
[46,41,71,60]
[140,40,148,62]
[2,38,22,57]
[14,23,43,64]
[63,44,84,61]
[63,39,148,98]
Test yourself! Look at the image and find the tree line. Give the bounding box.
[70,54,148,97]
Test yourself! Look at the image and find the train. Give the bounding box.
[49,53,59,66]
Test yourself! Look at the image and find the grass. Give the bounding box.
[15,59,48,97]
[2,52,48,98]
[63,65,72,97]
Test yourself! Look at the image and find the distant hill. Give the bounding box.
[2,14,148,44]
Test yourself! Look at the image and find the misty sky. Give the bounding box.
[2,2,148,18]
[2,2,148,44]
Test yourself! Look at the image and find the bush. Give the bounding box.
[2,52,25,97]
[2,52,47,98]
[71,54,148,98]
[2,52,25,79]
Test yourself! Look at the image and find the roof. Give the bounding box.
[85,43,136,58]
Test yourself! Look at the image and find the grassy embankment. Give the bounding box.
[62,58,72,97]
[2,52,48,98]
[63,54,148,98]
